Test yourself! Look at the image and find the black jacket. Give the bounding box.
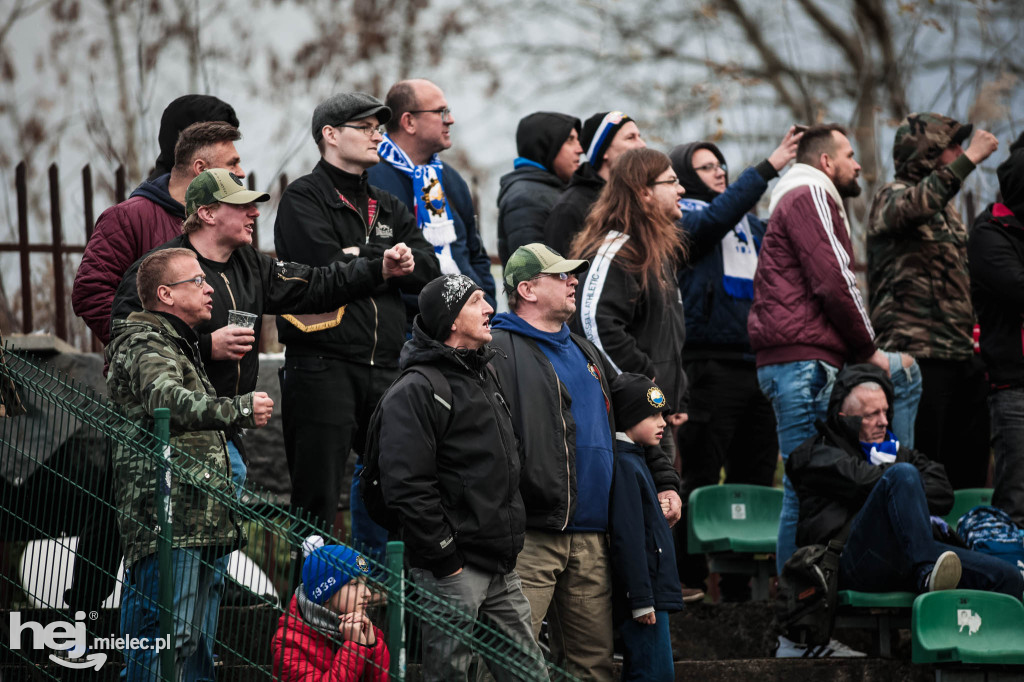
[378,320,525,578]
[111,235,384,400]
[969,203,1024,389]
[573,245,689,414]
[787,364,954,547]
[543,162,604,257]
[274,160,440,366]
[489,324,679,531]
[610,439,684,623]
[497,165,564,264]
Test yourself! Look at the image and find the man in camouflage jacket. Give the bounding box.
[106,247,274,680]
[867,113,999,487]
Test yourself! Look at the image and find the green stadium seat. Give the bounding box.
[687,484,783,600]
[687,484,783,554]
[942,488,993,529]
[836,590,915,658]
[912,589,1024,665]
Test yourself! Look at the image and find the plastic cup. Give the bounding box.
[227,310,258,330]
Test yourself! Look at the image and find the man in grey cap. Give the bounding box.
[275,92,440,552]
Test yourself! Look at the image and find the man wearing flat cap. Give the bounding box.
[376,273,548,681]
[275,92,440,552]
[867,114,1000,488]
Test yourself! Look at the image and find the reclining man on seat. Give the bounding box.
[788,364,1023,600]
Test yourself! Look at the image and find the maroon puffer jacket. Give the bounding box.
[748,184,877,369]
[73,192,183,345]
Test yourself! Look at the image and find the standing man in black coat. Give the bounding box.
[497,111,582,263]
[378,274,546,682]
[274,92,440,550]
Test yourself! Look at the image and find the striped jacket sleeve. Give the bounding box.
[789,186,876,359]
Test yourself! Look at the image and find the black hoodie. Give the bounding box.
[787,364,953,547]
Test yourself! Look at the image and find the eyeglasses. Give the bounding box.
[409,107,453,121]
[694,162,727,174]
[650,176,681,186]
[529,272,570,282]
[337,123,385,138]
[163,275,207,289]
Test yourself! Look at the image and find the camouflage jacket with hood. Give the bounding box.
[867,112,978,361]
[106,310,256,567]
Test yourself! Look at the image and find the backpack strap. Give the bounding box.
[402,364,454,437]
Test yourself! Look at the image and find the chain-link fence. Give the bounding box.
[0,345,575,681]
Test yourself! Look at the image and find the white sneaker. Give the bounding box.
[776,635,867,658]
[926,551,962,592]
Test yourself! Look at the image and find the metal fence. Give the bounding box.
[0,345,575,681]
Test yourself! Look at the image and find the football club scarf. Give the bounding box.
[860,429,900,466]
[377,134,460,275]
[679,197,758,300]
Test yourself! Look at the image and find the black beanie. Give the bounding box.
[611,373,670,431]
[148,95,239,181]
[516,112,582,174]
[997,132,1024,217]
[417,274,482,342]
[580,111,634,172]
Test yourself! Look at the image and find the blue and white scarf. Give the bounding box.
[859,429,900,466]
[377,134,460,275]
[678,197,759,300]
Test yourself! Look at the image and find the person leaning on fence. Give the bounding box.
[272,537,389,681]
[105,247,275,681]
[376,274,548,682]
[608,373,684,682]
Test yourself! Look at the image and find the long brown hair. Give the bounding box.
[570,148,686,292]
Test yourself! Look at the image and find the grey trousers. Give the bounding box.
[410,564,549,682]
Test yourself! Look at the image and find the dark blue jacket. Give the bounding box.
[677,164,771,359]
[610,438,683,623]
[368,160,496,305]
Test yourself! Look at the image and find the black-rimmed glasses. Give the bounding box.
[337,123,386,137]
[409,107,453,121]
[650,176,681,186]
[694,162,727,173]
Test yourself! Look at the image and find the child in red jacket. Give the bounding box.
[272,538,390,681]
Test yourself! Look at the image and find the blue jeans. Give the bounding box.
[989,388,1024,527]
[884,351,923,450]
[619,611,673,681]
[758,360,838,573]
[839,463,1024,599]
[194,440,248,680]
[120,549,219,681]
[350,458,389,559]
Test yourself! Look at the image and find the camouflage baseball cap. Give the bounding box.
[185,169,270,216]
[503,243,588,291]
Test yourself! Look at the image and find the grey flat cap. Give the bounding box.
[312,92,391,142]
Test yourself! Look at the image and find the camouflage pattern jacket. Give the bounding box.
[106,310,256,567]
[867,113,978,361]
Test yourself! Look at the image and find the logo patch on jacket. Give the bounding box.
[376,223,393,238]
[588,362,599,380]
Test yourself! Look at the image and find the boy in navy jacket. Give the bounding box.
[609,373,684,681]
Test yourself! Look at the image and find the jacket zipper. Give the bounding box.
[219,273,243,396]
[490,378,518,550]
[363,207,380,365]
[555,374,572,531]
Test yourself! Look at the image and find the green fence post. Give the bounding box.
[153,407,174,682]
[386,540,405,681]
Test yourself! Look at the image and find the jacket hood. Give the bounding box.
[497,165,563,205]
[400,316,496,372]
[129,173,186,219]
[893,112,970,182]
[516,112,581,174]
[997,131,1024,217]
[669,141,729,203]
[491,311,573,344]
[825,363,896,443]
